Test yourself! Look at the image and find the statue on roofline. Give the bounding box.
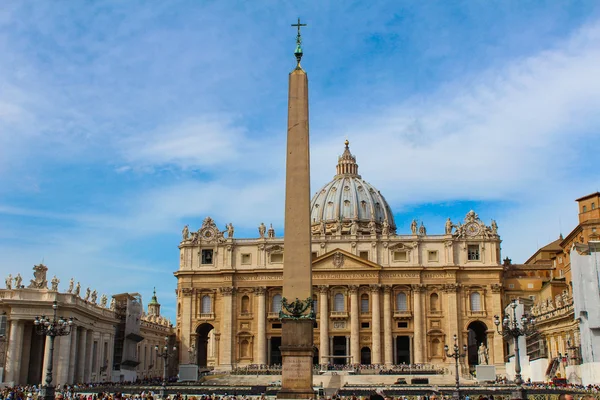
[445,218,453,235]
[50,276,60,291]
[15,273,22,288]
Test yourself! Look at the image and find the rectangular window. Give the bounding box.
[527,283,534,289]
[397,322,408,328]
[272,323,282,329]
[361,322,370,329]
[312,252,318,260]
[427,250,438,262]
[361,297,369,313]
[201,249,213,264]
[508,283,515,289]
[241,253,251,265]
[393,251,408,262]
[270,253,284,263]
[359,251,369,260]
[468,245,480,261]
[0,316,6,336]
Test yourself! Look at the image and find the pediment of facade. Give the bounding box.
[312,248,381,271]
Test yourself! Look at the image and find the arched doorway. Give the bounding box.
[313,346,319,365]
[467,321,488,367]
[196,323,215,367]
[361,347,371,364]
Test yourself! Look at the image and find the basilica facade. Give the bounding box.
[175,143,506,373]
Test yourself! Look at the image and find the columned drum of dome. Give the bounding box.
[310,141,396,236]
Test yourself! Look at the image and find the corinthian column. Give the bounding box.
[219,287,235,370]
[370,285,381,365]
[383,285,393,366]
[255,287,267,365]
[319,286,329,365]
[412,285,424,364]
[349,285,360,365]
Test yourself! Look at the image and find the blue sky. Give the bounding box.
[2,1,600,321]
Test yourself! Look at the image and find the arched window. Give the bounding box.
[470,292,481,311]
[396,293,407,311]
[241,295,250,314]
[272,294,282,313]
[334,293,345,312]
[241,339,250,357]
[430,293,439,312]
[313,295,318,313]
[201,295,211,314]
[361,294,369,313]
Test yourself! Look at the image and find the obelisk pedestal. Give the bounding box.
[277,19,314,400]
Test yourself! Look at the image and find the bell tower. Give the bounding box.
[147,287,161,316]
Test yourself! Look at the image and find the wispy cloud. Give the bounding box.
[1,1,599,321]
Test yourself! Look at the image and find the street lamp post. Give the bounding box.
[34,301,74,400]
[156,335,177,399]
[445,334,467,400]
[494,299,536,400]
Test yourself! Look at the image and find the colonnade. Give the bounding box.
[211,284,475,369]
[4,319,114,385]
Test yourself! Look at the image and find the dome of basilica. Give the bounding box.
[310,141,396,236]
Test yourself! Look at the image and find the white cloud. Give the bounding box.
[307,22,600,208]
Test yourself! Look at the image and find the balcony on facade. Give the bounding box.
[198,313,215,320]
[467,310,487,318]
[330,311,349,319]
[393,310,412,319]
[239,312,254,319]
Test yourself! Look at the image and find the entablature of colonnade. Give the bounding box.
[0,292,118,327]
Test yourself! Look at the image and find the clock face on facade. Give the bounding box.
[466,222,480,236]
[203,229,213,239]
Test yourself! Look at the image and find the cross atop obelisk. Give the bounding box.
[291,18,307,66]
[277,18,314,399]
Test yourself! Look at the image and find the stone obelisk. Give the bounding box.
[277,18,314,399]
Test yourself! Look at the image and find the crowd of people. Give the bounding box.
[226,364,446,376]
